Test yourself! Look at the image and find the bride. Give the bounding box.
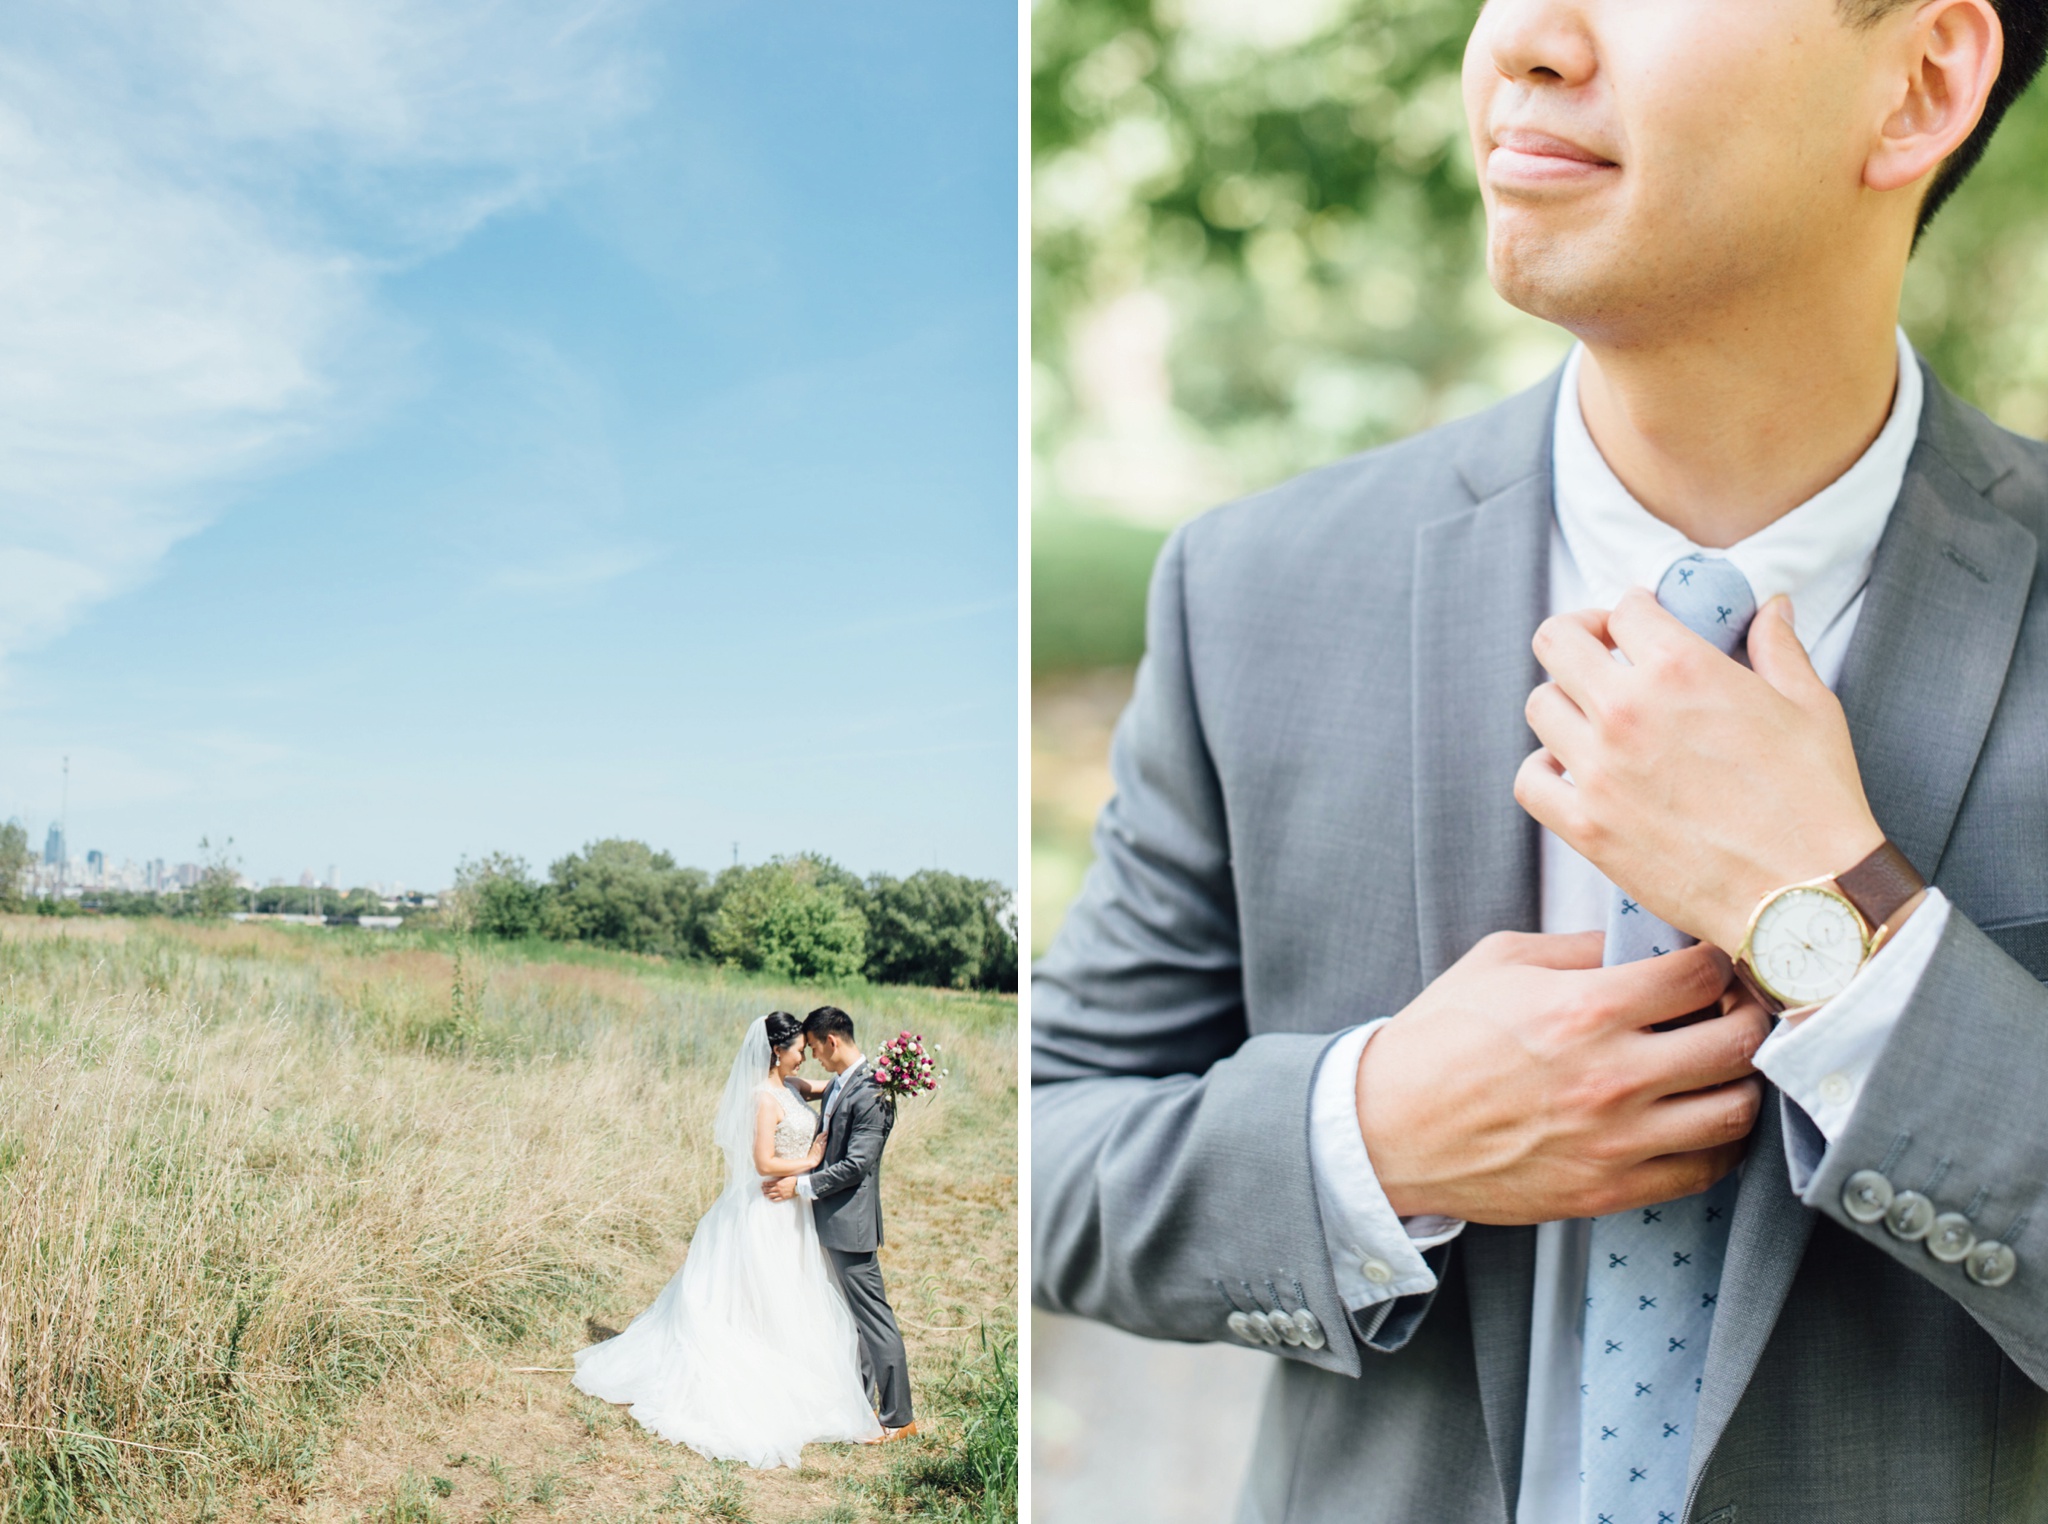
[572,1011,885,1466]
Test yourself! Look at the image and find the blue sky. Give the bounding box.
[0,0,1017,890]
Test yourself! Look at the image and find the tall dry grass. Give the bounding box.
[0,917,1015,1521]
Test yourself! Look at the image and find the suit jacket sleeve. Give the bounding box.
[1031,527,1373,1379]
[1802,909,2048,1385]
[807,1086,891,1202]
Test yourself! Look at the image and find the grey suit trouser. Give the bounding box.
[827,1247,913,1427]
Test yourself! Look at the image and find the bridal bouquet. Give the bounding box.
[871,1031,940,1101]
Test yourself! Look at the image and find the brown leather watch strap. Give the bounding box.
[1730,959,1785,1017]
[1834,839,1926,935]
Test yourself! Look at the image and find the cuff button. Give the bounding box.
[1884,1190,1935,1242]
[1927,1213,1977,1264]
[1966,1240,2018,1289]
[1842,1169,1893,1224]
[1361,1257,1394,1286]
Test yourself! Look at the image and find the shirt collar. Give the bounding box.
[1551,328,1922,649]
[827,1057,866,1093]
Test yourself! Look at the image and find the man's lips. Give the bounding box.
[1488,127,1618,184]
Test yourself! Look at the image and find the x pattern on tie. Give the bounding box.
[1579,554,1755,1524]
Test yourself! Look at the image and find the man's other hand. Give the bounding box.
[1357,931,1767,1223]
[762,1176,798,1201]
[1516,592,1885,952]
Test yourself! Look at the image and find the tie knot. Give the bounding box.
[1654,555,1756,657]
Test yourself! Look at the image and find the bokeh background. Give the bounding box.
[1030,0,2048,1515]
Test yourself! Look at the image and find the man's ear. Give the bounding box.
[1865,0,2002,195]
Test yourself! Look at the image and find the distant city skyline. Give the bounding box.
[0,0,1016,892]
[6,792,986,898]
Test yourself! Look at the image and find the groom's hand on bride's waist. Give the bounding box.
[1355,932,1768,1226]
[762,1177,798,1201]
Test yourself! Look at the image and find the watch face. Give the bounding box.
[1750,887,1867,1005]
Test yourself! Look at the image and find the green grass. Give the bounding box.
[859,1325,1018,1523]
[656,1462,749,1521]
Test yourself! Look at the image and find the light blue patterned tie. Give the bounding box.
[1579,555,1754,1524]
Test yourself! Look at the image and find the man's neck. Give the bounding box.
[1575,304,1902,549]
[833,1050,865,1076]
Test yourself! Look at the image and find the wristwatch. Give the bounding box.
[1733,840,1927,1014]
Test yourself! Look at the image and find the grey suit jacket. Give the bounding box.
[1032,362,2048,1523]
[811,1063,895,1253]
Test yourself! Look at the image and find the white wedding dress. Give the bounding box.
[571,1019,884,1466]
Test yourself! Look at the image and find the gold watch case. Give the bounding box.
[1736,876,1875,1009]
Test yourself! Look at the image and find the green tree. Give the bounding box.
[0,820,30,913]
[192,837,244,919]
[545,839,709,957]
[452,853,548,939]
[978,892,1020,993]
[864,870,1001,990]
[708,858,870,983]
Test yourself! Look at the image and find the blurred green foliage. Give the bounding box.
[1032,0,2048,672]
[1033,513,1169,669]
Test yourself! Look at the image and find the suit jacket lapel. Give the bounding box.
[1415,374,1556,1509]
[1685,1086,1812,1487]
[828,1062,867,1154]
[1687,371,2038,1487]
[1414,375,1555,981]
[1836,373,2037,883]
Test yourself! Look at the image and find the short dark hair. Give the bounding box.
[1844,0,2048,234]
[764,1011,804,1051]
[803,1006,856,1045]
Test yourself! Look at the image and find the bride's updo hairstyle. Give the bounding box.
[764,1011,804,1054]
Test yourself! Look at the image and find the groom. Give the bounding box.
[763,1005,916,1439]
[1035,0,2048,1518]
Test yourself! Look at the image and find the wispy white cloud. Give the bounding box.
[0,0,652,668]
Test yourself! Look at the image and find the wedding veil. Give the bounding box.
[711,1016,775,1190]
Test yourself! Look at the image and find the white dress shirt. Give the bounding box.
[1306,329,1953,1521]
[797,1056,866,1201]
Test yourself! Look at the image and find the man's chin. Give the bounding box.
[1486,233,1628,335]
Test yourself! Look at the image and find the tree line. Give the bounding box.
[453,841,1018,992]
[0,824,1016,994]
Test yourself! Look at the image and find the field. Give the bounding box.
[0,917,1016,1523]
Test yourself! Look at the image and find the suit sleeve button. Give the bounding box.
[1842,1169,1893,1224]
[1226,1311,1255,1342]
[1884,1190,1936,1241]
[1927,1212,1977,1264]
[1966,1240,2018,1288]
[1292,1310,1327,1349]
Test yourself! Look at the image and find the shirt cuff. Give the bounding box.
[1310,1021,1468,1312]
[796,1174,814,1200]
[1755,887,1951,1181]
